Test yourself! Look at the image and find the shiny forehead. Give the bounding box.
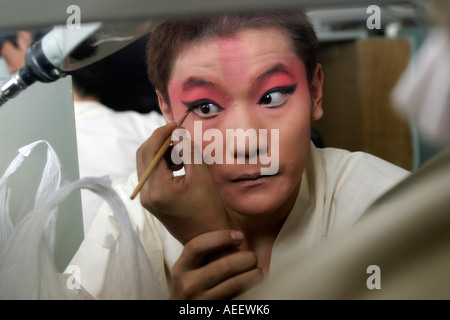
[166,28,305,109]
[170,27,297,82]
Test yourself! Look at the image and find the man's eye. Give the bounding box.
[258,84,297,108]
[183,100,223,119]
[193,102,222,118]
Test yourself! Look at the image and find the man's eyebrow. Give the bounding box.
[182,77,218,91]
[254,63,292,86]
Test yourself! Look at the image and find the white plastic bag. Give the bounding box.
[0,140,61,254]
[0,141,165,299]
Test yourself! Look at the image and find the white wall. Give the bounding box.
[0,58,8,78]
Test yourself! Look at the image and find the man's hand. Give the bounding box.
[136,121,230,244]
[170,230,263,300]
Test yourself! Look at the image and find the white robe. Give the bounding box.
[74,100,166,233]
[68,143,409,299]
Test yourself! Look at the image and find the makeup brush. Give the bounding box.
[130,108,192,200]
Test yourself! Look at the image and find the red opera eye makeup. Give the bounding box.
[257,84,297,109]
[251,62,301,109]
[182,99,224,119]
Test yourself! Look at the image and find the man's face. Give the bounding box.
[160,27,323,217]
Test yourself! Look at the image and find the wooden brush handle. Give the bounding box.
[130,135,172,200]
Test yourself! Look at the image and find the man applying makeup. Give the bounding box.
[69,11,409,300]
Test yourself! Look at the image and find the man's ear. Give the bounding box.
[157,90,174,122]
[311,64,324,121]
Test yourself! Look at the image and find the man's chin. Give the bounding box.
[224,195,285,217]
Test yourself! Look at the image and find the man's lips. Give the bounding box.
[230,172,277,185]
[231,172,263,182]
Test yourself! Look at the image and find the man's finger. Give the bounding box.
[135,121,178,201]
[176,230,244,270]
[136,121,177,176]
[193,249,259,291]
[202,268,264,300]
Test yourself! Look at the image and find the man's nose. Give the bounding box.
[225,105,267,162]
